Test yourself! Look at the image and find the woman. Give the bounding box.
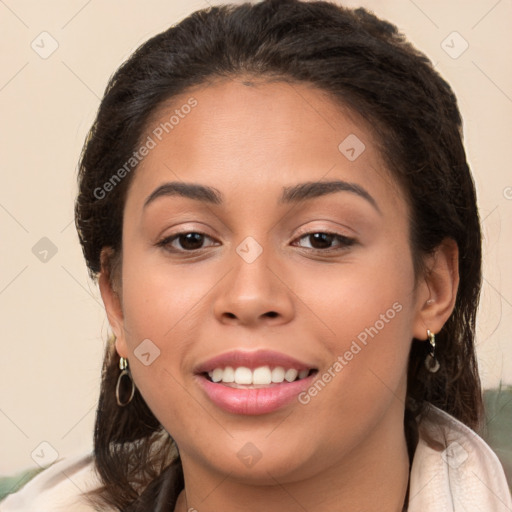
[2,0,510,510]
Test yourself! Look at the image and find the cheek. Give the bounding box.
[307,242,414,341]
[117,252,225,428]
[285,257,416,467]
[120,255,214,343]
[303,242,416,392]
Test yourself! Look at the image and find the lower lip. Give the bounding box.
[195,373,316,415]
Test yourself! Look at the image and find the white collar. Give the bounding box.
[408,405,512,511]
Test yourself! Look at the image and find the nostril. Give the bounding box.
[265,311,278,318]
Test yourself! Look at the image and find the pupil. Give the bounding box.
[180,233,203,250]
[310,233,333,249]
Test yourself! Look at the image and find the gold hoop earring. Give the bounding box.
[424,329,440,373]
[116,357,135,406]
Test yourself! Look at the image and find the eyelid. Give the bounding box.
[292,222,356,240]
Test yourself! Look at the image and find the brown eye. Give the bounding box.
[176,233,206,250]
[157,232,218,252]
[294,232,355,251]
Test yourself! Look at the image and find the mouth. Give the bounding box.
[194,350,319,415]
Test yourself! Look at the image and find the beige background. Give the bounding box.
[1,0,511,474]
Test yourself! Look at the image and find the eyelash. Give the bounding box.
[155,230,356,254]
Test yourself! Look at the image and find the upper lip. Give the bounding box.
[194,349,317,374]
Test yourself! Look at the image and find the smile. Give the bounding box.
[194,350,319,414]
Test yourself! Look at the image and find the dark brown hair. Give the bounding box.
[75,0,482,509]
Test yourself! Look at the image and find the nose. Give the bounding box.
[212,243,295,328]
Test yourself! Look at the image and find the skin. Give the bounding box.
[99,78,459,512]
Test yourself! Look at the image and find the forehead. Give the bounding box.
[126,78,403,213]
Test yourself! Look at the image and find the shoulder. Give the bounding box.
[0,453,110,512]
[408,404,512,511]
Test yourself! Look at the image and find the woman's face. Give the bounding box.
[105,79,433,484]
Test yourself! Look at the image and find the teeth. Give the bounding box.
[211,368,223,383]
[253,366,272,385]
[234,367,252,385]
[207,366,311,385]
[284,368,298,382]
[222,366,235,383]
[298,369,309,379]
[271,366,285,383]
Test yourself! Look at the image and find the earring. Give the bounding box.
[116,357,135,406]
[424,329,440,373]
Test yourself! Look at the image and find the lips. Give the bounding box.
[194,349,318,415]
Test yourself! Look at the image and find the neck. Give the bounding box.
[174,404,410,512]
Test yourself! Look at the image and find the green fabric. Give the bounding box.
[1,387,511,501]
[483,385,512,489]
[0,466,44,502]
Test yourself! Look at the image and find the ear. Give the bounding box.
[412,238,459,341]
[98,247,129,358]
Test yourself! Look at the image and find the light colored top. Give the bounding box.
[408,406,512,511]
[1,405,511,511]
[0,452,105,512]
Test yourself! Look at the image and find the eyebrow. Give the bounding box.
[143,180,381,213]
